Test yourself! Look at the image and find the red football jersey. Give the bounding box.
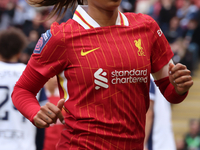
[29,5,173,150]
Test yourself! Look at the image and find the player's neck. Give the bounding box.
[87,7,118,27]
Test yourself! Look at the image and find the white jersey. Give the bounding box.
[0,61,36,150]
[149,75,176,150]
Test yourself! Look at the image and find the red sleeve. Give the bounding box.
[29,22,67,78]
[146,15,174,73]
[12,22,68,125]
[12,64,49,125]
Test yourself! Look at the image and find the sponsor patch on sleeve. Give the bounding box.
[33,30,52,54]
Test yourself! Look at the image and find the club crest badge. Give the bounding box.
[33,30,52,54]
[134,38,145,56]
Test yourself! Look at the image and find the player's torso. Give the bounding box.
[57,22,152,149]
[0,62,36,150]
[60,20,152,107]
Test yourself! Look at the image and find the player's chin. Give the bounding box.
[105,1,121,10]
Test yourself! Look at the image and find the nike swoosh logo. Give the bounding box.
[81,47,100,56]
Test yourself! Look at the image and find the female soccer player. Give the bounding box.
[12,0,193,149]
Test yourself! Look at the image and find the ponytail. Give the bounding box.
[27,0,84,19]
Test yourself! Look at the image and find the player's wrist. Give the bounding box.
[155,77,189,104]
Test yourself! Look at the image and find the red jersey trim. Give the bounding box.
[119,11,125,26]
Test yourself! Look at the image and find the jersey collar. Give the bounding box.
[73,5,129,29]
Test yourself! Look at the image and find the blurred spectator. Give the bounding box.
[176,0,199,29]
[144,75,176,150]
[181,12,200,72]
[120,0,136,12]
[165,16,186,64]
[35,87,49,150]
[0,27,34,150]
[43,13,59,30]
[183,118,200,150]
[12,0,36,28]
[135,0,152,14]
[147,0,162,21]
[165,16,184,44]
[58,7,74,24]
[0,0,16,30]
[0,26,47,150]
[22,11,45,37]
[176,138,187,150]
[170,38,186,64]
[193,0,200,8]
[19,30,39,64]
[19,6,74,64]
[0,0,13,11]
[158,0,177,34]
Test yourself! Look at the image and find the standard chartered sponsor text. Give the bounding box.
[111,69,148,84]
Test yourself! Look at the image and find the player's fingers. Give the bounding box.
[37,109,54,124]
[176,80,194,89]
[169,63,174,74]
[57,98,65,124]
[45,109,57,122]
[41,103,59,121]
[44,102,59,123]
[57,112,65,124]
[57,98,65,110]
[174,75,192,84]
[46,109,57,124]
[169,63,187,74]
[172,69,191,80]
[46,101,62,117]
[34,116,49,128]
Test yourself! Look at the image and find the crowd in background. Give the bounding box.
[0,0,74,64]
[176,118,200,150]
[121,0,200,75]
[0,0,200,150]
[0,0,199,73]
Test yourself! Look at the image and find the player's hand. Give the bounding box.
[169,63,193,95]
[33,98,65,128]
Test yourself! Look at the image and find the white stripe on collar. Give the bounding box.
[73,5,129,29]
